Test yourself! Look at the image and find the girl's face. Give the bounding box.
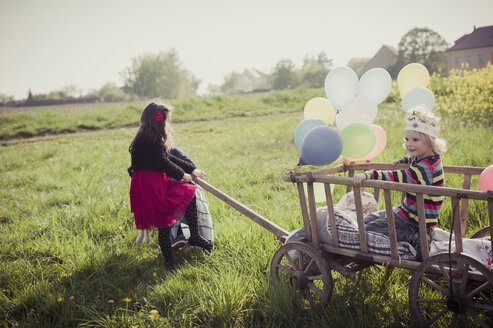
[404,130,434,160]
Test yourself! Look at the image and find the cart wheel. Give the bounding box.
[409,253,493,327]
[270,241,333,309]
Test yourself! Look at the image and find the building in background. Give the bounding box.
[446,25,493,71]
[358,45,397,77]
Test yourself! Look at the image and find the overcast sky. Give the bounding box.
[1,0,492,99]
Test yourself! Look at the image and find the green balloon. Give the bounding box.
[341,124,376,158]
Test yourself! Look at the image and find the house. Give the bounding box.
[358,45,397,77]
[346,57,370,77]
[446,25,493,71]
[236,68,270,93]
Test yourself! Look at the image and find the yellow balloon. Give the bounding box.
[397,63,430,97]
[303,97,336,125]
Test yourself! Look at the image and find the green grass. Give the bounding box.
[1,95,492,327]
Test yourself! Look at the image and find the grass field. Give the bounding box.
[1,92,492,327]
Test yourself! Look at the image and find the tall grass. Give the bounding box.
[1,98,492,327]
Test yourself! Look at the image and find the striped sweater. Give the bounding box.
[364,155,444,228]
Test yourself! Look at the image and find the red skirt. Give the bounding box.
[130,171,197,229]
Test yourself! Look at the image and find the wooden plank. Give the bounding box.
[415,193,429,261]
[324,183,339,247]
[194,178,289,240]
[451,197,464,253]
[346,169,355,193]
[384,189,398,259]
[289,175,492,201]
[373,188,381,203]
[489,198,493,255]
[319,243,421,271]
[307,182,320,249]
[460,174,471,236]
[296,182,312,242]
[353,187,368,253]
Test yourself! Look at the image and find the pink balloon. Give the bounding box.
[345,124,387,162]
[479,164,493,192]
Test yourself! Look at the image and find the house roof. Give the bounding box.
[447,25,493,51]
[359,45,397,75]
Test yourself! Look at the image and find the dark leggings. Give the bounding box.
[158,196,212,270]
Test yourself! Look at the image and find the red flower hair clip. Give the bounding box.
[155,112,164,122]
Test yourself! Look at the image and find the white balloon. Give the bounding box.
[401,87,435,112]
[324,66,358,111]
[357,68,392,105]
[336,96,378,131]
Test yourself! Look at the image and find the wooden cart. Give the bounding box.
[195,162,493,327]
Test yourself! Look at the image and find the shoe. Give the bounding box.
[188,236,213,253]
[171,235,187,252]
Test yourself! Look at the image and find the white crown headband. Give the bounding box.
[405,115,438,137]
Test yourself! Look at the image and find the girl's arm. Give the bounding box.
[365,162,434,185]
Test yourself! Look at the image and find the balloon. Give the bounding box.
[345,124,387,161]
[303,182,335,203]
[335,96,378,131]
[299,126,343,166]
[341,124,376,158]
[303,97,336,125]
[324,66,358,111]
[401,87,435,112]
[357,68,392,105]
[479,164,493,192]
[397,63,430,97]
[294,118,326,152]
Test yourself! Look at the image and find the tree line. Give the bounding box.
[1,27,449,105]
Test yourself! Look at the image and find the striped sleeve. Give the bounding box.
[364,162,434,185]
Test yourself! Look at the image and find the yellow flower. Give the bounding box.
[149,315,155,320]
[108,299,114,303]
[69,296,74,301]
[149,310,158,315]
[122,298,131,303]
[57,297,64,302]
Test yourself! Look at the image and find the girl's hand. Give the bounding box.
[182,173,192,182]
[392,159,400,166]
[192,169,207,179]
[353,173,367,187]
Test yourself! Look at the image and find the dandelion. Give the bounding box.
[149,315,155,320]
[57,297,64,302]
[69,296,74,301]
[108,300,114,304]
[150,310,158,315]
[122,298,131,303]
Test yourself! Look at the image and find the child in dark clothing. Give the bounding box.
[128,102,212,270]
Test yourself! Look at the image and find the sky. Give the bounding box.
[1,0,492,100]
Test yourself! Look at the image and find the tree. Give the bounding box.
[271,59,299,90]
[220,71,242,95]
[299,51,333,88]
[393,27,449,76]
[122,49,200,99]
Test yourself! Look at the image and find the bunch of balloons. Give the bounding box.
[296,66,391,166]
[397,63,434,112]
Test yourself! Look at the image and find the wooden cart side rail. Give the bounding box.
[288,173,493,262]
[193,177,289,242]
[289,174,493,201]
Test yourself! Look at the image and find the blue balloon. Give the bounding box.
[299,126,343,166]
[401,87,435,112]
[294,118,326,152]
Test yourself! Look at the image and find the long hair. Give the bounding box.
[129,102,174,153]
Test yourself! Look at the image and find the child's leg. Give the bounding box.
[143,229,150,243]
[158,226,175,270]
[185,196,212,252]
[135,229,145,244]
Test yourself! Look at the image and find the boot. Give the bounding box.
[158,227,175,271]
[185,196,213,252]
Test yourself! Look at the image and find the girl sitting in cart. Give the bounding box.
[353,106,447,261]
